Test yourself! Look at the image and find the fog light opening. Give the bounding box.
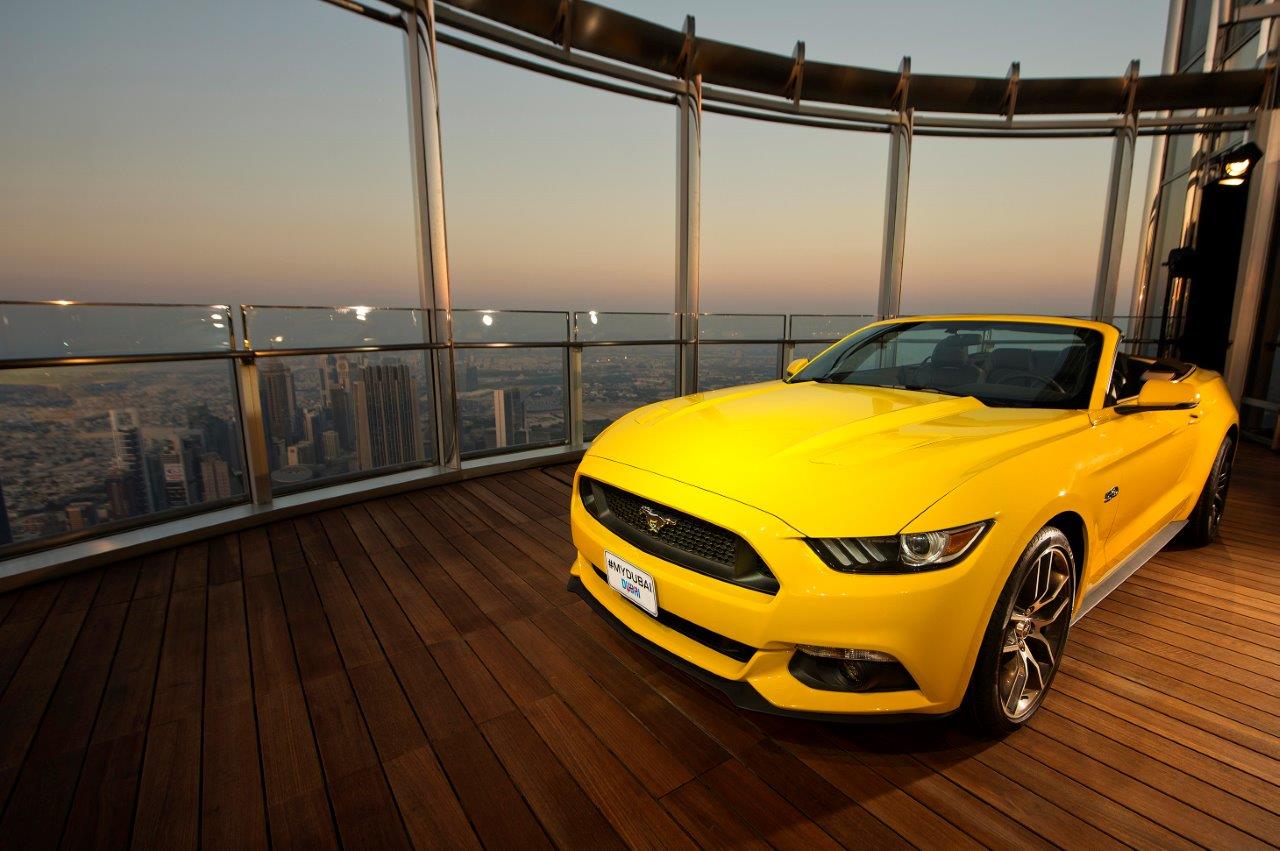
[841,660,866,688]
[790,645,918,694]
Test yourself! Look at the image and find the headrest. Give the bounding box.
[932,342,968,367]
[990,348,1034,371]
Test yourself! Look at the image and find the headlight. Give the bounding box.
[807,521,991,573]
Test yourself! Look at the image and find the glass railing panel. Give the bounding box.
[0,302,234,360]
[699,313,785,341]
[697,343,782,391]
[257,351,437,494]
[789,314,874,341]
[573,311,678,342]
[582,346,679,441]
[450,310,569,343]
[244,306,429,350]
[792,341,837,362]
[0,360,248,554]
[457,348,567,457]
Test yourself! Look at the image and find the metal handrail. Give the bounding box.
[0,301,877,561]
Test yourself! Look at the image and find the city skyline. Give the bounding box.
[0,337,777,548]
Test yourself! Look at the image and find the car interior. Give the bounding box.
[897,335,1098,407]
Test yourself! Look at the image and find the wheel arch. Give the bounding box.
[1044,510,1085,606]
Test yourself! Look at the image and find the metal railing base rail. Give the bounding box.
[0,442,587,593]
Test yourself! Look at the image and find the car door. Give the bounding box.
[1089,402,1199,570]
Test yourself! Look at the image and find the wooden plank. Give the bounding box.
[523,694,695,851]
[0,601,127,850]
[0,605,92,803]
[132,581,207,850]
[429,725,552,850]
[93,559,141,607]
[660,767,769,851]
[501,618,693,796]
[479,711,624,850]
[201,580,267,850]
[243,566,338,849]
[206,535,242,586]
[694,759,844,851]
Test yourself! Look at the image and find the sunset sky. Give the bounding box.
[1,0,1167,318]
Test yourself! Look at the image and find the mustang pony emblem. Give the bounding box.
[640,505,678,534]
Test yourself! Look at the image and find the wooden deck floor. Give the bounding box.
[0,447,1276,849]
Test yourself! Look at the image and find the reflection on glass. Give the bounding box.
[582,346,678,440]
[698,344,780,391]
[456,349,565,456]
[574,312,678,342]
[0,303,234,360]
[258,352,436,493]
[793,342,835,362]
[0,361,247,551]
[789,315,874,341]
[699,314,786,341]
[450,310,569,343]
[245,306,428,350]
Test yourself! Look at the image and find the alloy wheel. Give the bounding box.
[998,545,1072,721]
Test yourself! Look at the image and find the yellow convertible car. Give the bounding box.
[568,315,1238,733]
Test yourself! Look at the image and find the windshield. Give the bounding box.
[791,320,1104,409]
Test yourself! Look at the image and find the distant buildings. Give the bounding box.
[354,363,423,468]
[259,361,297,445]
[492,388,527,448]
[108,409,153,516]
[200,453,234,501]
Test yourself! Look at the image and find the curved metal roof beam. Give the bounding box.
[434,0,1271,116]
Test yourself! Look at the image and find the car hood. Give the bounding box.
[588,380,1087,537]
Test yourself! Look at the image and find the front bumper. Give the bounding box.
[570,455,1002,716]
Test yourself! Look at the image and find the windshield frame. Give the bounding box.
[789,318,1109,411]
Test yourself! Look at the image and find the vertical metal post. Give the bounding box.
[568,345,584,445]
[877,109,912,320]
[676,18,701,396]
[676,76,702,395]
[235,357,272,505]
[1092,116,1137,321]
[1224,109,1280,399]
[404,0,460,470]
[1129,0,1188,327]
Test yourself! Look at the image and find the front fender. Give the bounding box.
[902,449,1100,695]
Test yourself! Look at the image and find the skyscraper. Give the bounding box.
[354,363,423,469]
[321,429,341,462]
[108,409,153,514]
[326,385,355,451]
[259,361,297,446]
[199,453,234,501]
[158,436,200,509]
[492,388,527,448]
[187,403,234,462]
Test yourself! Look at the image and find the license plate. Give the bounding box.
[605,551,658,617]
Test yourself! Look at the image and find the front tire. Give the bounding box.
[1180,435,1234,547]
[965,526,1075,736]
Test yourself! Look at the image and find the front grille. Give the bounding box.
[578,477,779,595]
[601,484,737,567]
[590,564,757,662]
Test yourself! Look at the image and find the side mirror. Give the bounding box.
[785,357,809,379]
[1118,378,1200,414]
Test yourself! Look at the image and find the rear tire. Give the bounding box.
[964,526,1075,736]
[1180,435,1234,548]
